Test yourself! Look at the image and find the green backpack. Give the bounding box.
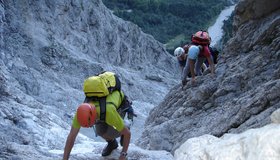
[83,71,136,122]
[83,71,121,97]
[83,71,122,121]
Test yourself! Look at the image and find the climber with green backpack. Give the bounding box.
[63,71,136,160]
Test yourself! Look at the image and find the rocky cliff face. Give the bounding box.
[138,0,280,153]
[0,0,178,159]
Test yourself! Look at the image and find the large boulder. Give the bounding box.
[174,109,280,160]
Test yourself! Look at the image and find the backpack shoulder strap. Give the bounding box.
[99,97,106,121]
[87,90,123,121]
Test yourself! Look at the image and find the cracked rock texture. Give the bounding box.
[0,0,178,159]
[137,0,280,153]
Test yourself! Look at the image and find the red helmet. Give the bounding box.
[77,103,97,128]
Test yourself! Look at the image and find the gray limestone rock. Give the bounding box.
[138,0,280,153]
[0,0,178,159]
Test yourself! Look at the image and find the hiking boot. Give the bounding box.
[120,135,124,147]
[102,139,118,156]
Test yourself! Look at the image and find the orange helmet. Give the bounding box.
[77,103,97,128]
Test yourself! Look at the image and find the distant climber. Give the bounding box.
[63,72,136,160]
[174,45,207,77]
[181,31,215,85]
[174,46,188,73]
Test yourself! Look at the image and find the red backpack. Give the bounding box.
[191,31,211,45]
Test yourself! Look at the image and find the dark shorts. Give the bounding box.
[95,121,120,139]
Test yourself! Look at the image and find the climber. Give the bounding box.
[174,45,207,76]
[63,101,131,160]
[181,31,215,85]
[63,72,136,160]
[174,46,187,72]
